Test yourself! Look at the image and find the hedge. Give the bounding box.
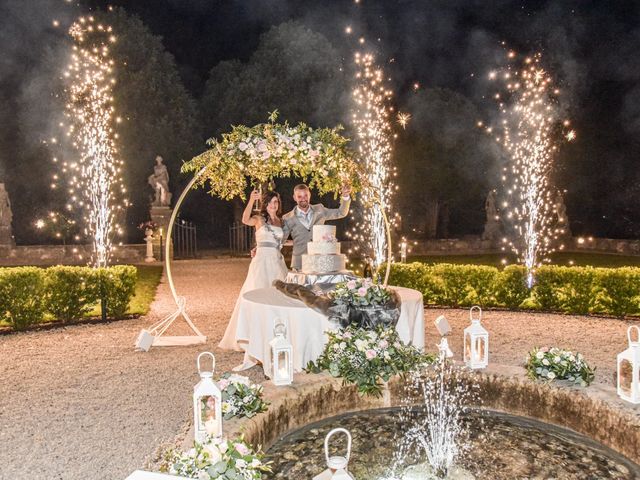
[0,265,138,330]
[388,262,640,317]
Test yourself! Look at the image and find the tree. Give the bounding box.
[98,8,203,237]
[200,21,348,137]
[395,88,499,238]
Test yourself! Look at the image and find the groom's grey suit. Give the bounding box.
[282,197,351,270]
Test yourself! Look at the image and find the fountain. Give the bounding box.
[264,358,640,479]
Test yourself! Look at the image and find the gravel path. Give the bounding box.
[0,258,636,479]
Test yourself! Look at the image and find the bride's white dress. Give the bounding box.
[219,224,288,351]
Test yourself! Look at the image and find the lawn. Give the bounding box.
[407,252,640,268]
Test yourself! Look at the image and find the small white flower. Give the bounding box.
[535,351,544,360]
[547,371,556,379]
[236,458,247,469]
[554,356,561,363]
[542,359,550,366]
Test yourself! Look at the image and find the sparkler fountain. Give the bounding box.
[350,52,397,273]
[490,52,574,287]
[62,16,126,267]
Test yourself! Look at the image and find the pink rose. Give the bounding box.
[235,442,250,456]
[346,280,357,290]
[343,332,352,339]
[218,379,230,390]
[357,287,368,297]
[366,349,377,360]
[378,339,388,349]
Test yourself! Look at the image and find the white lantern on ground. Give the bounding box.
[193,352,222,443]
[463,306,488,369]
[312,428,355,480]
[270,321,293,386]
[617,326,640,404]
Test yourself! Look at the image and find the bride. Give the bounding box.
[219,190,288,350]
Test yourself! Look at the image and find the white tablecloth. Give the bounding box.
[231,286,425,378]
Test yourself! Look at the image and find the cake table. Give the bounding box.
[230,286,425,378]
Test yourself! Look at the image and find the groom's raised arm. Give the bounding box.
[322,194,351,221]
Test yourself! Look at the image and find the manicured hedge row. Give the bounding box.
[388,262,640,316]
[0,265,137,330]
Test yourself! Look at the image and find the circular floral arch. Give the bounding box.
[164,113,391,310]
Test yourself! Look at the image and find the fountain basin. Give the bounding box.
[265,407,639,479]
[218,365,640,476]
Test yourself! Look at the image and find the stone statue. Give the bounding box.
[0,183,11,227]
[148,155,172,207]
[0,182,14,247]
[482,190,501,241]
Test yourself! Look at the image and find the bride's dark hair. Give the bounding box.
[260,191,282,223]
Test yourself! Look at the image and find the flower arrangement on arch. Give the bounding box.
[525,347,596,386]
[164,435,271,480]
[217,373,269,420]
[306,325,436,397]
[331,278,392,307]
[181,111,363,201]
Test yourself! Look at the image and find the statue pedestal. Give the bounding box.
[150,206,172,259]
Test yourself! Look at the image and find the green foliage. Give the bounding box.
[391,261,640,317]
[525,347,595,386]
[92,265,137,319]
[594,268,640,316]
[45,266,96,322]
[0,267,46,330]
[494,265,529,309]
[182,113,361,201]
[306,325,436,397]
[0,265,139,330]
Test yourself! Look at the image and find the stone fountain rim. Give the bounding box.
[220,363,640,466]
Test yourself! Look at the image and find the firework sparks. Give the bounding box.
[397,112,411,129]
[349,52,396,271]
[491,52,572,287]
[63,16,126,267]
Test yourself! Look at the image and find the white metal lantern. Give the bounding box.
[193,352,222,443]
[269,321,293,386]
[617,326,640,404]
[463,306,489,369]
[312,428,355,480]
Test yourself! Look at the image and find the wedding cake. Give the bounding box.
[301,225,346,274]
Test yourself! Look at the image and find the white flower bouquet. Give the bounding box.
[165,435,271,480]
[331,278,392,307]
[306,325,435,396]
[525,347,596,386]
[217,373,268,420]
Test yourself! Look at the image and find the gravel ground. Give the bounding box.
[0,257,636,479]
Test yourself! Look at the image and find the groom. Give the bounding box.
[282,183,351,270]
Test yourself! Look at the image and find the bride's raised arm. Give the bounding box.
[241,190,263,227]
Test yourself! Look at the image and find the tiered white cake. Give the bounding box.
[301,225,346,274]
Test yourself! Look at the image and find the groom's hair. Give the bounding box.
[293,183,310,192]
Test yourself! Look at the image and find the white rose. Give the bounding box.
[547,371,556,379]
[236,459,247,469]
[554,356,561,363]
[355,339,367,351]
[542,359,549,366]
[535,351,544,360]
[203,444,222,464]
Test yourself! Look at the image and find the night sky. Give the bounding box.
[1,0,639,242]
